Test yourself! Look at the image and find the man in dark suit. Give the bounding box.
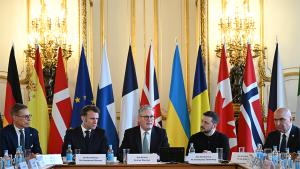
[264,107,300,153]
[117,105,170,162]
[0,103,42,157]
[61,105,108,156]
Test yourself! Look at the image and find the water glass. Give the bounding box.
[74,149,81,163]
[264,148,272,161]
[123,149,130,164]
[216,148,223,162]
[239,147,245,153]
[24,149,31,163]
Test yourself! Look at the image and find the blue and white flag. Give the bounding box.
[119,44,140,145]
[96,43,119,155]
[70,45,94,128]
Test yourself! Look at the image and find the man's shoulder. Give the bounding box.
[65,126,81,134]
[215,131,228,138]
[267,129,280,137]
[152,126,166,133]
[94,127,106,133]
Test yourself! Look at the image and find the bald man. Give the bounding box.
[263,107,300,153]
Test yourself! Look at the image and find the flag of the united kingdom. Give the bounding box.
[237,43,265,152]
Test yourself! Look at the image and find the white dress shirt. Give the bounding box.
[81,125,91,138]
[13,124,25,147]
[279,127,292,150]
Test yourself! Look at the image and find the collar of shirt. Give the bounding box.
[81,125,92,138]
[140,126,151,151]
[279,126,292,149]
[13,124,24,147]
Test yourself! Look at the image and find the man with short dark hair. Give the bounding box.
[0,103,42,157]
[186,111,230,160]
[117,105,170,162]
[263,107,300,153]
[61,105,108,156]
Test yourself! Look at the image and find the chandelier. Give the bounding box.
[24,0,73,105]
[214,0,264,67]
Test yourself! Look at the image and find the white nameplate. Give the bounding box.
[36,156,46,168]
[36,154,63,165]
[28,158,38,169]
[127,154,157,164]
[231,152,256,164]
[6,167,14,169]
[76,154,106,165]
[188,153,218,164]
[18,162,28,169]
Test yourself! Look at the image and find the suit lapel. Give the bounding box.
[287,125,295,148]
[136,127,142,153]
[76,127,87,153]
[88,129,95,153]
[24,128,31,149]
[8,124,18,149]
[275,131,281,148]
[150,127,157,153]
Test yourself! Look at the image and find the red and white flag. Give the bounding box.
[215,44,238,158]
[140,43,162,127]
[48,47,72,154]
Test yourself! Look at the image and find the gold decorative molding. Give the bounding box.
[200,0,208,97]
[100,0,104,56]
[207,0,210,100]
[78,0,80,60]
[184,0,190,110]
[82,0,87,58]
[131,0,136,62]
[143,0,146,70]
[154,0,158,73]
[89,0,93,89]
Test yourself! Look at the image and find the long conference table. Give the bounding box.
[50,163,252,169]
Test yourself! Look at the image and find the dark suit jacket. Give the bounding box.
[263,125,300,153]
[61,126,108,156]
[0,124,42,157]
[117,126,170,162]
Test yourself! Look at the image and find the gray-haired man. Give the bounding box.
[117,105,170,162]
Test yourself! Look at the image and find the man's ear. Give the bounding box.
[213,124,217,130]
[81,116,85,122]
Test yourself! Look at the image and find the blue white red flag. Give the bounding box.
[237,43,265,152]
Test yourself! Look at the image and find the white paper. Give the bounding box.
[36,156,46,168]
[188,153,218,164]
[127,154,157,164]
[36,154,63,165]
[28,158,39,169]
[75,154,106,165]
[18,161,28,169]
[231,152,256,164]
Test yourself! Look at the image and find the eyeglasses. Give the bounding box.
[16,114,32,120]
[140,115,155,120]
[274,118,286,123]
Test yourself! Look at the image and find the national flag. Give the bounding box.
[48,47,72,154]
[140,43,162,127]
[119,44,140,145]
[27,45,50,154]
[4,45,23,127]
[237,43,265,153]
[266,43,287,136]
[70,45,94,128]
[215,44,238,158]
[96,43,119,155]
[165,44,190,148]
[295,67,300,127]
[190,43,210,136]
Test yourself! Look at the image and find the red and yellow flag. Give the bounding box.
[27,46,50,154]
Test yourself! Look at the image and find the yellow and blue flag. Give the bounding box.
[70,45,94,128]
[165,44,190,148]
[190,44,210,136]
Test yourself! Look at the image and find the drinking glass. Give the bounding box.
[74,149,81,163]
[123,149,130,164]
[24,149,31,164]
[216,148,223,163]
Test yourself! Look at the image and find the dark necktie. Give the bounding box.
[19,130,25,152]
[85,131,90,151]
[280,134,286,153]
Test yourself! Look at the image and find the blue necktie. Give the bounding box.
[19,130,25,153]
[142,132,149,154]
[280,134,286,153]
[85,131,90,151]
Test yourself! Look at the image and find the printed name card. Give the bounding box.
[36,156,46,168]
[76,154,106,165]
[36,154,63,165]
[231,152,256,164]
[17,162,28,169]
[28,158,38,169]
[127,154,157,164]
[188,153,218,164]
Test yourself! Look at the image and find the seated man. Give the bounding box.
[61,105,108,156]
[186,111,230,160]
[263,107,300,153]
[1,103,42,157]
[117,105,170,162]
